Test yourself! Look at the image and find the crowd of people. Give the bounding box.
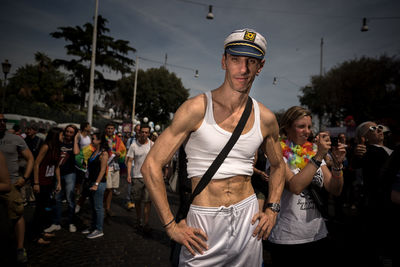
[1,27,399,267]
[0,117,165,265]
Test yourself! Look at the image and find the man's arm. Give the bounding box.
[141,95,208,255]
[251,103,285,240]
[33,144,49,193]
[14,148,34,187]
[126,147,134,184]
[0,152,11,193]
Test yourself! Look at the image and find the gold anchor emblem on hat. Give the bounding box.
[244,31,256,42]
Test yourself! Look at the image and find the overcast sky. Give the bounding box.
[1,0,399,113]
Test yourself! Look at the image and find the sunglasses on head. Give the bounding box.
[0,119,8,123]
[369,125,384,132]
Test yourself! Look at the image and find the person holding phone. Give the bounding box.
[353,121,394,266]
[268,106,346,267]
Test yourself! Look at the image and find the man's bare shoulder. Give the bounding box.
[171,93,207,133]
[175,94,207,122]
[257,101,277,124]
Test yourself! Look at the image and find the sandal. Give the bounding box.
[43,232,56,238]
[37,237,51,245]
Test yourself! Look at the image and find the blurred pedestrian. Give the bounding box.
[45,124,78,233]
[103,123,126,217]
[125,124,140,210]
[126,124,153,231]
[32,127,62,244]
[0,113,34,264]
[74,122,92,213]
[352,121,393,266]
[82,132,109,239]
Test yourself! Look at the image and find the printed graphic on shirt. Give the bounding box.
[298,169,323,210]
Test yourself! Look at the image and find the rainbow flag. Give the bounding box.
[75,144,96,171]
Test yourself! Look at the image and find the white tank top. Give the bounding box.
[185,91,263,179]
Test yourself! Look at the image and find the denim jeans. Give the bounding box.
[54,172,76,225]
[90,182,106,231]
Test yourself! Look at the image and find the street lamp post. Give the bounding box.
[131,55,198,127]
[1,59,11,113]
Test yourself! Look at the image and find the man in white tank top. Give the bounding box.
[142,29,285,266]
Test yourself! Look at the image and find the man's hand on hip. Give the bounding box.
[251,208,277,240]
[167,219,208,256]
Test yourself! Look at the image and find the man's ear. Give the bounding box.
[221,54,227,70]
[256,59,266,75]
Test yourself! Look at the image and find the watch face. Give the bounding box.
[267,203,280,212]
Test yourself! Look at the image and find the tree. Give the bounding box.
[50,15,136,110]
[7,52,74,107]
[299,55,400,126]
[108,67,190,125]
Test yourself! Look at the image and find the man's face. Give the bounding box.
[365,122,384,145]
[222,54,264,93]
[0,114,6,134]
[85,124,91,133]
[64,126,75,141]
[134,125,140,136]
[139,127,150,142]
[26,128,37,138]
[106,125,115,137]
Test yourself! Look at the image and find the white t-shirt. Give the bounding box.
[268,159,328,245]
[79,135,91,149]
[127,139,153,178]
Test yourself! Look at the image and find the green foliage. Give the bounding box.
[6,52,76,106]
[109,67,190,125]
[50,15,136,109]
[299,55,400,125]
[4,95,111,130]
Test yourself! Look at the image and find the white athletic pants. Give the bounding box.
[179,194,263,267]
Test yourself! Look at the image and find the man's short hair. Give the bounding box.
[12,124,21,132]
[140,124,150,131]
[28,122,39,131]
[105,123,115,129]
[80,122,90,131]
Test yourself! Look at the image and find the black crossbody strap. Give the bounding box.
[189,96,253,202]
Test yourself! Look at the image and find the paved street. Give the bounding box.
[23,179,180,267]
[7,178,394,267]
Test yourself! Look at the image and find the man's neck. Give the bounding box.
[81,131,88,137]
[138,138,148,145]
[63,138,72,144]
[212,87,249,112]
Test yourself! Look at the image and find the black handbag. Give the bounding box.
[170,96,253,267]
[308,183,329,219]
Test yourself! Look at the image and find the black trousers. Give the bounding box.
[32,184,53,240]
[268,238,334,267]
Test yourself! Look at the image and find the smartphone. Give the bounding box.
[331,137,339,147]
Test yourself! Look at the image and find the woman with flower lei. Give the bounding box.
[267,106,346,267]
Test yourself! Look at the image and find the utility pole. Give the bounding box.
[87,0,99,125]
[132,55,139,125]
[320,38,324,76]
[319,37,324,130]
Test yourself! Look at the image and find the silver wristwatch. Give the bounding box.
[266,203,280,213]
[95,182,99,186]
